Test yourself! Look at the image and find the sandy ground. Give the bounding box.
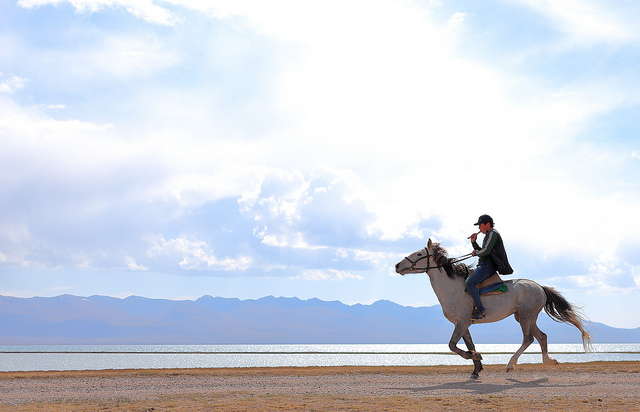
[1,361,639,411]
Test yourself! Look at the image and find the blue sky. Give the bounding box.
[1,0,640,329]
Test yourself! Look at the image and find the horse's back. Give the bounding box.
[483,278,546,320]
[507,278,545,291]
[505,278,547,309]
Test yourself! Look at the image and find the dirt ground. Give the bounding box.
[1,361,639,411]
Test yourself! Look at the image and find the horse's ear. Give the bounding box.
[427,238,432,249]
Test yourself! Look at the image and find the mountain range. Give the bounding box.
[1,294,638,345]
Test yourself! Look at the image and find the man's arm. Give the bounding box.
[474,231,497,258]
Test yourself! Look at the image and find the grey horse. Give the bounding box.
[395,239,592,379]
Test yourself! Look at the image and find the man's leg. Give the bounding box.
[465,265,495,312]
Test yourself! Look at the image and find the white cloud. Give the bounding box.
[0,75,26,93]
[147,234,252,271]
[0,96,111,143]
[42,104,67,110]
[253,227,319,250]
[631,265,640,287]
[334,248,387,267]
[49,35,181,81]
[581,250,637,293]
[511,0,638,44]
[4,0,640,325]
[297,269,364,281]
[6,0,637,281]
[125,256,148,271]
[18,0,181,25]
[239,167,376,249]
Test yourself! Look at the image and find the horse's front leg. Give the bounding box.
[462,329,484,379]
[448,322,482,361]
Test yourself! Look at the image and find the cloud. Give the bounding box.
[296,269,364,281]
[233,167,399,276]
[0,98,167,269]
[2,0,640,321]
[147,234,253,272]
[0,74,26,93]
[125,256,148,271]
[239,167,377,250]
[18,0,181,25]
[511,0,638,44]
[632,265,640,288]
[43,35,182,82]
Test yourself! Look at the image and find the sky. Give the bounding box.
[1,0,640,329]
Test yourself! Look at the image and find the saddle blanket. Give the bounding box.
[464,272,508,296]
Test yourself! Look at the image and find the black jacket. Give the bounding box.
[472,229,514,275]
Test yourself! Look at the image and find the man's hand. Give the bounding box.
[469,233,478,243]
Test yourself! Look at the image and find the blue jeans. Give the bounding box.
[465,264,496,312]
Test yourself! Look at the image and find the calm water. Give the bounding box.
[1,344,639,372]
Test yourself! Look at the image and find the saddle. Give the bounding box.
[464,272,508,296]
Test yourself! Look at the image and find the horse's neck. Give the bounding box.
[427,269,467,308]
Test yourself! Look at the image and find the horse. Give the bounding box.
[395,239,592,379]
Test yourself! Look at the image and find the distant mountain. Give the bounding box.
[0,295,638,345]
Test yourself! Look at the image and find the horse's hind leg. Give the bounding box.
[507,314,535,373]
[462,330,483,379]
[532,323,558,366]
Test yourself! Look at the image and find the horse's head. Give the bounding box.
[396,239,466,279]
[395,238,436,275]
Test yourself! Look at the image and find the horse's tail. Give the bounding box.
[542,286,593,352]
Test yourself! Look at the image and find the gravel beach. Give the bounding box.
[1,361,639,411]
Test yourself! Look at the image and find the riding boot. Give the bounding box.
[471,307,485,320]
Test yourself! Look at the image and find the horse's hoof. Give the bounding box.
[470,373,479,379]
[506,366,514,373]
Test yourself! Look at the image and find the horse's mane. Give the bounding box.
[432,242,471,279]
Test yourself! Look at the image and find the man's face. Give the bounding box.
[478,222,491,234]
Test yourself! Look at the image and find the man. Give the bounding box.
[467,214,513,320]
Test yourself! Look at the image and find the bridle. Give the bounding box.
[403,247,435,273]
[403,247,473,273]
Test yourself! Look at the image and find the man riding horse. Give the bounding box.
[396,216,591,378]
[467,214,513,320]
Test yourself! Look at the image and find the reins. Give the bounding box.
[450,253,473,264]
[403,249,474,273]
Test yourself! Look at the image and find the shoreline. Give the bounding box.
[2,361,639,411]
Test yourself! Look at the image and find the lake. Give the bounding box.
[1,343,639,372]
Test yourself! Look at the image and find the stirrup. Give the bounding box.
[470,308,485,320]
